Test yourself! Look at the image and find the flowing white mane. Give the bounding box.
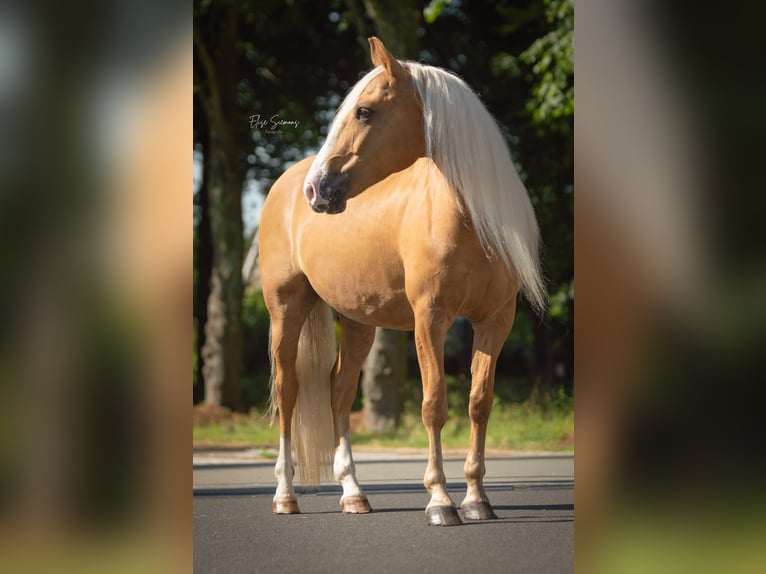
[323,62,546,312]
[405,62,546,313]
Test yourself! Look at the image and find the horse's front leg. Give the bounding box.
[331,316,375,513]
[414,307,462,526]
[270,314,301,513]
[267,289,316,514]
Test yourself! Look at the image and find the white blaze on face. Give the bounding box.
[303,135,335,211]
[302,67,385,210]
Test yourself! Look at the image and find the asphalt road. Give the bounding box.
[194,450,573,573]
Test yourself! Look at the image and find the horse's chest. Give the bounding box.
[297,227,414,328]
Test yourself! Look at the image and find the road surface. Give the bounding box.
[194,449,573,573]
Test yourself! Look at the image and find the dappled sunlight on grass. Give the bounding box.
[352,401,573,451]
[192,406,278,446]
[193,399,573,452]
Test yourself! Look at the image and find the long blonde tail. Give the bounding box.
[269,300,336,487]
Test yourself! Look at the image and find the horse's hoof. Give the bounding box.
[426,505,463,526]
[461,501,498,521]
[341,495,372,514]
[272,496,300,514]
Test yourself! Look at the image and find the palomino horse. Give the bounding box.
[258,37,545,526]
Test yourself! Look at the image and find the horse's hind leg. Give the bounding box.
[266,280,317,514]
[331,315,375,513]
[461,299,517,520]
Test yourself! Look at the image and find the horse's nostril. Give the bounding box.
[305,182,317,203]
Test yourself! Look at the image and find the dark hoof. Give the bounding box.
[341,495,372,514]
[461,501,498,521]
[426,505,463,526]
[272,496,300,514]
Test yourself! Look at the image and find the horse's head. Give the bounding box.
[304,37,425,214]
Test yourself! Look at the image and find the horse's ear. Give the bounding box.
[368,36,405,78]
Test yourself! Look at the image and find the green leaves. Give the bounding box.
[520,0,574,125]
[548,279,574,322]
[490,52,521,77]
[424,0,450,24]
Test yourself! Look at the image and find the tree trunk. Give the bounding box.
[360,0,420,57]
[200,142,243,410]
[362,328,406,433]
[193,99,212,405]
[195,9,244,410]
[346,0,420,57]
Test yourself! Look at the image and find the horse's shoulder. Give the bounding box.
[261,157,313,220]
[271,156,314,195]
[397,164,464,268]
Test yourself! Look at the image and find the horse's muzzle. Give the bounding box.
[317,172,348,214]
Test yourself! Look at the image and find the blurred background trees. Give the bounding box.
[193,0,573,427]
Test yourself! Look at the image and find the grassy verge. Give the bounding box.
[354,401,573,451]
[193,398,573,452]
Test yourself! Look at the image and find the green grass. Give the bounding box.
[193,412,279,446]
[354,401,573,451]
[193,398,573,452]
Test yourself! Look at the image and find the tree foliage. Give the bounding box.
[521,0,574,124]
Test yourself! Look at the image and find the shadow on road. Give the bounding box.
[193,479,573,498]
[192,461,275,470]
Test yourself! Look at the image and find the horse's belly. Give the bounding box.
[308,271,415,330]
[331,296,414,330]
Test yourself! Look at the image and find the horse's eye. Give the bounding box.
[355,107,373,121]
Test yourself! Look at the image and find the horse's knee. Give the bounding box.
[421,395,448,429]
